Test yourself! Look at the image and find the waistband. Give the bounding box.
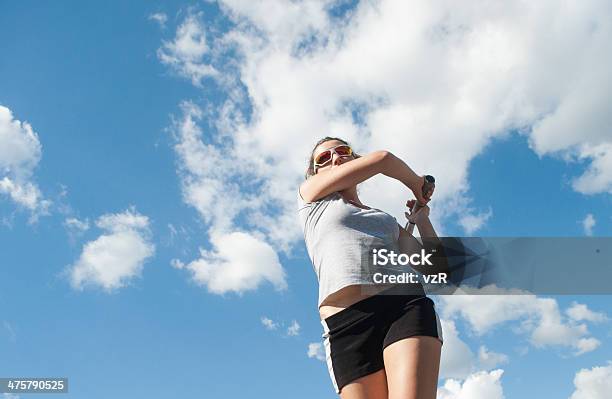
[322,285,428,327]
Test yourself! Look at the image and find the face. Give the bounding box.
[313,140,355,174]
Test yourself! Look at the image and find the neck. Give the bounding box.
[340,186,361,204]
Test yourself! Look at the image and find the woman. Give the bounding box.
[297,136,444,398]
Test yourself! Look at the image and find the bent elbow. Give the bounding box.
[377,150,392,161]
[374,150,392,171]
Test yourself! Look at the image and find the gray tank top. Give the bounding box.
[297,188,405,307]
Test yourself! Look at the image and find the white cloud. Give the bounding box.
[0,106,41,178]
[566,301,608,323]
[307,342,326,361]
[530,297,601,355]
[261,316,301,339]
[0,105,50,221]
[95,209,151,232]
[439,286,539,334]
[64,207,155,292]
[437,369,505,399]
[477,346,509,370]
[439,319,475,380]
[170,101,255,234]
[286,320,300,336]
[167,100,289,296]
[574,338,601,356]
[582,213,596,236]
[64,217,90,233]
[570,362,612,399]
[261,316,300,336]
[177,230,287,295]
[63,217,90,242]
[0,178,46,213]
[148,12,168,29]
[458,207,493,235]
[260,316,278,330]
[572,143,612,195]
[439,285,602,356]
[157,12,217,86]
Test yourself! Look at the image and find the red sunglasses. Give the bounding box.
[313,144,354,171]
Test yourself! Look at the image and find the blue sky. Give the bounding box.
[1,1,611,398]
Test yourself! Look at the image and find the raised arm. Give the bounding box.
[398,206,448,277]
[299,150,427,203]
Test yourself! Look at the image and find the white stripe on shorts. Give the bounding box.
[320,319,340,394]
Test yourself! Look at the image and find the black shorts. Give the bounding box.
[320,286,444,394]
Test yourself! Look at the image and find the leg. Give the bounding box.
[340,368,388,399]
[383,336,442,399]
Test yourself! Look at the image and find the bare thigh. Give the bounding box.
[383,336,442,399]
[340,369,388,399]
